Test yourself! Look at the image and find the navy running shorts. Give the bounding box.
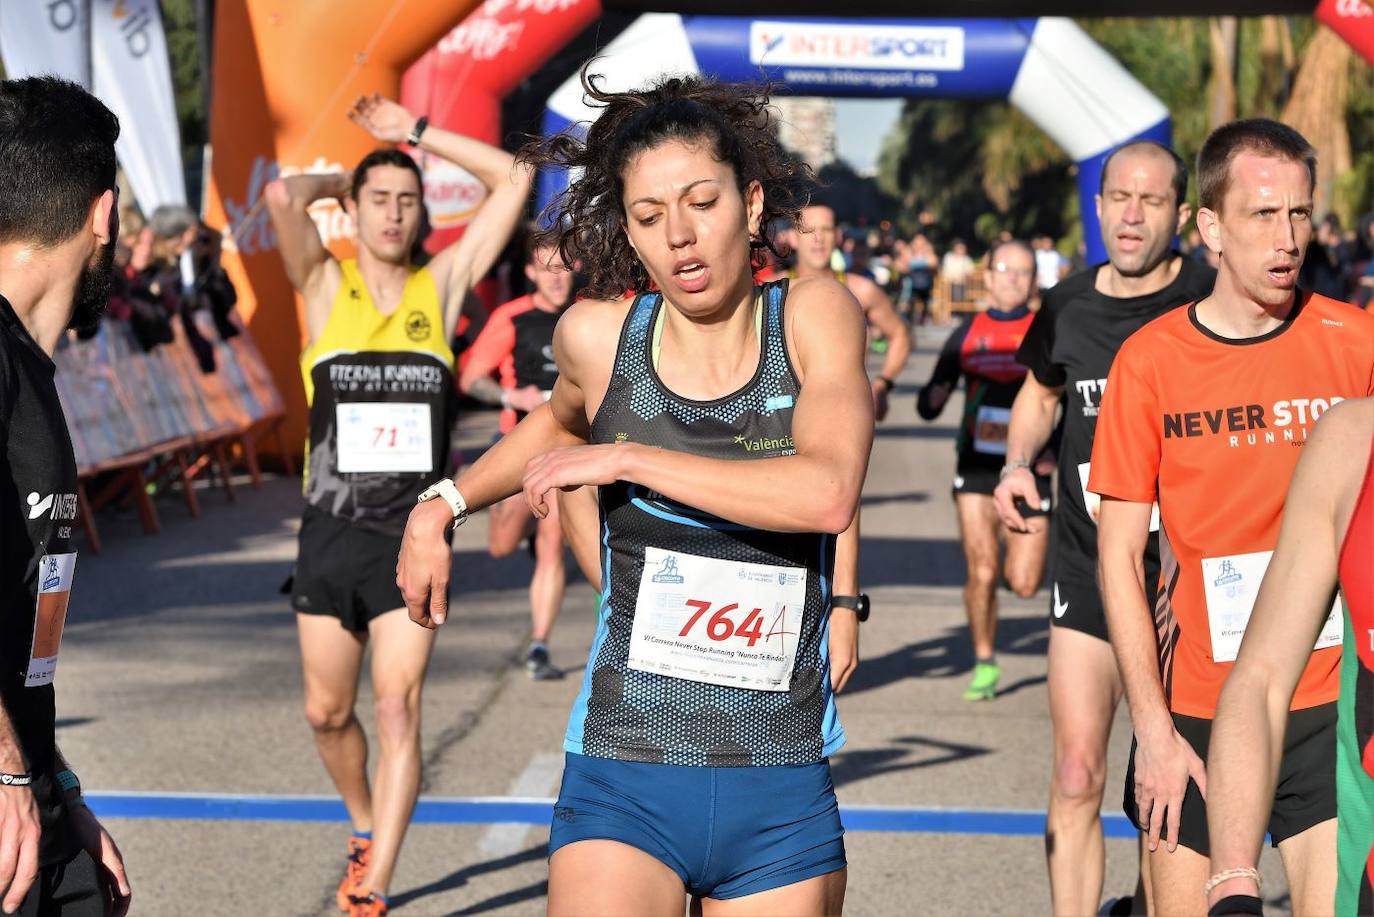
[548,751,846,900]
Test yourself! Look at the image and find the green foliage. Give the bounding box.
[160,0,205,204]
[877,17,1373,249]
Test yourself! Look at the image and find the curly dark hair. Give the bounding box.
[521,66,813,299]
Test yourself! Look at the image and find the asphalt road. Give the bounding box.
[52,328,1292,916]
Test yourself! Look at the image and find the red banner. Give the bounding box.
[401,0,603,252]
[1317,0,1374,64]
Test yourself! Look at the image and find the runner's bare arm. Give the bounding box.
[1099,496,1206,853]
[854,275,912,386]
[398,300,620,627]
[829,510,862,693]
[522,279,874,534]
[1205,399,1370,906]
[262,172,348,341]
[994,374,1062,531]
[347,93,534,337]
[558,486,604,591]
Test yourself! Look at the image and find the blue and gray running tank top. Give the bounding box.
[565,278,845,767]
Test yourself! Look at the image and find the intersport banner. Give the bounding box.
[1317,0,1374,64]
[0,0,90,86]
[90,0,187,208]
[401,0,601,253]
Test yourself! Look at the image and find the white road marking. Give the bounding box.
[477,752,564,857]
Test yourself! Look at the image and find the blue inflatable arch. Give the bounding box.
[540,15,1171,263]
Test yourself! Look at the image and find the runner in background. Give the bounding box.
[459,238,576,680]
[993,140,1215,916]
[1205,398,1374,917]
[790,203,911,421]
[265,93,531,917]
[1090,119,1374,915]
[917,239,1051,701]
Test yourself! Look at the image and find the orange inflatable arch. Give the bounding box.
[204,1,481,456]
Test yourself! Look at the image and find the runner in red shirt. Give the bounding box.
[1091,118,1374,915]
[917,240,1052,701]
[459,239,575,679]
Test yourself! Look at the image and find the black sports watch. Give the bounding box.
[406,115,430,147]
[831,593,870,622]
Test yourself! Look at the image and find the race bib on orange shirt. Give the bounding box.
[628,546,806,691]
[26,553,76,688]
[1202,550,1342,663]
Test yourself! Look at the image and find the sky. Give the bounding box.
[832,98,905,175]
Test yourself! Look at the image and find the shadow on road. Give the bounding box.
[858,536,968,588]
[873,425,957,440]
[842,617,1048,696]
[831,734,989,788]
[860,491,931,508]
[451,881,550,915]
[386,843,545,910]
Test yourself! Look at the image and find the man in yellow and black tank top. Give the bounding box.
[265,92,532,917]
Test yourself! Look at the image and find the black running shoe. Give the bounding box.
[526,645,563,681]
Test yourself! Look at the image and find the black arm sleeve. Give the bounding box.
[1015,294,1066,388]
[916,319,968,420]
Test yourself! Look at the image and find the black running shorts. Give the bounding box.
[1123,702,1337,856]
[952,465,1052,510]
[290,506,436,632]
[1047,568,1110,642]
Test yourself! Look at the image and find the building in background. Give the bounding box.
[773,96,837,171]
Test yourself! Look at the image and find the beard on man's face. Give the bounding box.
[68,231,117,334]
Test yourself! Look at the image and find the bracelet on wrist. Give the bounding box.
[1204,867,1262,896]
[998,459,1031,481]
[874,375,895,392]
[0,772,33,787]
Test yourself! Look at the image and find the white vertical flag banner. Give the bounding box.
[91,0,187,209]
[0,0,91,86]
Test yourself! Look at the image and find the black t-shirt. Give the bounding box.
[511,307,562,393]
[1015,256,1216,580]
[0,295,79,867]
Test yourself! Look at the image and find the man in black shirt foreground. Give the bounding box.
[993,141,1216,916]
[0,77,131,916]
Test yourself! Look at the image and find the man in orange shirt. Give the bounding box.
[1090,119,1374,914]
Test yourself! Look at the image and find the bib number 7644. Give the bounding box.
[678,599,792,647]
[629,547,807,691]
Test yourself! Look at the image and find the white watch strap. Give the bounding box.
[422,479,467,524]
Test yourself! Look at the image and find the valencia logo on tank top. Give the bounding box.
[299,260,455,536]
[567,279,844,767]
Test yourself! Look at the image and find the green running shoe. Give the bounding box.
[963,662,1001,701]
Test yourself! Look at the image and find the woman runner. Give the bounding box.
[396,70,872,915]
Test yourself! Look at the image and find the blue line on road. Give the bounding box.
[85,792,1138,838]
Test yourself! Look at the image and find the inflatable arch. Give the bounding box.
[208,2,1173,448]
[541,14,1172,265]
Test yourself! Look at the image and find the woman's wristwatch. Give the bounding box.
[417,479,468,528]
[831,594,870,622]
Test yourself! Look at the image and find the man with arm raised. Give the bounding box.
[264,94,531,917]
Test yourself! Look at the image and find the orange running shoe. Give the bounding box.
[348,892,389,916]
[335,835,371,911]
